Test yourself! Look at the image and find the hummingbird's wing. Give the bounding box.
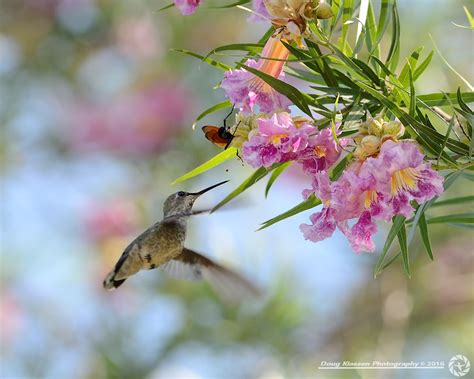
[160,248,262,304]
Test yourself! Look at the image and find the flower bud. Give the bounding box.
[315,2,334,19]
[358,122,369,135]
[354,146,368,160]
[367,118,384,136]
[383,120,405,138]
[360,135,381,156]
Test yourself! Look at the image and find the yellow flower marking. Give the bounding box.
[390,167,420,196]
[270,133,288,144]
[314,145,327,157]
[364,189,378,209]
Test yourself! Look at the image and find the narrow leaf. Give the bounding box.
[172,49,231,71]
[427,213,474,224]
[418,92,474,107]
[265,161,292,197]
[397,221,411,278]
[376,0,394,44]
[399,47,423,87]
[241,64,313,117]
[258,194,322,231]
[408,66,416,116]
[205,43,263,59]
[212,166,270,212]
[419,213,434,260]
[374,215,406,277]
[431,195,474,208]
[341,0,355,54]
[386,4,400,71]
[192,100,232,129]
[172,148,237,184]
[413,51,434,81]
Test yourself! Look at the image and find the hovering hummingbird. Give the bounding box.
[103,180,260,303]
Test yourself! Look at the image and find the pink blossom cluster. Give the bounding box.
[242,112,348,173]
[174,0,445,254]
[300,140,444,253]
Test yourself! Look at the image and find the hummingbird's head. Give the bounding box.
[163,180,228,218]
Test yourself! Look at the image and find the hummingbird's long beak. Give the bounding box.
[191,180,229,196]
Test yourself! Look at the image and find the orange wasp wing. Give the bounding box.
[201,125,231,148]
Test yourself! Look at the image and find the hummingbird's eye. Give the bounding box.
[177,191,186,197]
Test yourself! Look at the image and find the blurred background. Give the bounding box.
[1,1,472,378]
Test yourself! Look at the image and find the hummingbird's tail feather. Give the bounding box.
[162,248,262,304]
[103,271,127,290]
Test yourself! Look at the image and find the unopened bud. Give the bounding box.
[360,135,381,156]
[367,118,384,136]
[354,146,367,160]
[315,2,334,19]
[383,120,405,138]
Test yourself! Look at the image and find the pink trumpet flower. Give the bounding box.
[221,36,291,114]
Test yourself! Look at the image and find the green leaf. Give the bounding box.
[374,215,406,277]
[463,5,474,28]
[376,0,394,44]
[369,55,393,77]
[157,3,174,11]
[427,213,474,225]
[258,194,322,231]
[407,199,434,244]
[398,47,423,87]
[328,43,380,85]
[289,40,337,87]
[365,1,380,58]
[381,251,401,271]
[408,66,416,116]
[241,64,313,117]
[397,220,411,278]
[419,213,434,260]
[172,49,231,71]
[341,0,355,54]
[417,92,474,107]
[354,81,466,160]
[330,153,353,181]
[431,195,474,208]
[386,4,400,71]
[192,100,232,129]
[353,0,369,57]
[205,43,263,59]
[437,115,455,164]
[212,166,271,212]
[172,148,237,184]
[265,161,292,198]
[442,170,464,190]
[456,87,474,114]
[413,51,434,81]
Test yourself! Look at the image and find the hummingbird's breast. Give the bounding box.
[141,220,186,269]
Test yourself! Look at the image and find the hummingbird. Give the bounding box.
[103,180,260,303]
